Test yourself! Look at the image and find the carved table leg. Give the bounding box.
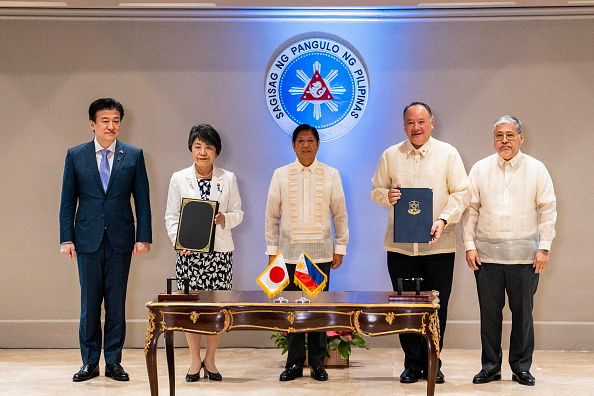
[425,333,437,396]
[424,311,440,396]
[165,330,175,396]
[145,309,161,396]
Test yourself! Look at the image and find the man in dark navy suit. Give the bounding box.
[60,98,152,382]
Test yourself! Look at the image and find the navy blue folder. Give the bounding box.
[393,188,433,243]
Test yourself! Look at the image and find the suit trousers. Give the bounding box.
[474,262,539,374]
[77,231,132,365]
[387,251,455,371]
[284,262,331,368]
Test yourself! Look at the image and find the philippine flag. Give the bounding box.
[294,252,328,298]
[257,252,290,298]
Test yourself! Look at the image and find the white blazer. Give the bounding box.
[165,164,243,252]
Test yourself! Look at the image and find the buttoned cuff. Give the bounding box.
[538,241,552,251]
[334,245,347,255]
[265,246,279,256]
[464,241,477,251]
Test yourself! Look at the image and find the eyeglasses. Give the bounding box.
[494,132,518,141]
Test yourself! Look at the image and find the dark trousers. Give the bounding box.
[387,251,455,371]
[474,263,539,373]
[284,262,331,368]
[76,232,132,365]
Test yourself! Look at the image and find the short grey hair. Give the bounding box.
[492,115,522,134]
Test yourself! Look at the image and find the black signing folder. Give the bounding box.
[175,198,219,253]
[393,188,433,243]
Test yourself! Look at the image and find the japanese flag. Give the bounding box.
[257,252,290,298]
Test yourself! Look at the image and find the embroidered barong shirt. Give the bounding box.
[265,159,349,264]
[462,151,557,264]
[371,137,470,256]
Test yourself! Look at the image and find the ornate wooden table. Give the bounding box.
[145,290,440,396]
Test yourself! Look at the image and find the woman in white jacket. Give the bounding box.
[165,124,243,382]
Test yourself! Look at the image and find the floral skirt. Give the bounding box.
[175,251,232,291]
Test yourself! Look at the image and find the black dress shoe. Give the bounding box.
[473,369,502,384]
[512,371,535,386]
[279,364,303,381]
[202,362,222,381]
[400,368,422,383]
[310,366,328,381]
[73,364,99,382]
[422,369,445,384]
[105,363,130,381]
[185,367,201,382]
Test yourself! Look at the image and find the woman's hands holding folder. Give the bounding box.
[173,242,193,256]
[214,212,225,227]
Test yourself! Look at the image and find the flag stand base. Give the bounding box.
[295,296,310,303]
[274,296,288,303]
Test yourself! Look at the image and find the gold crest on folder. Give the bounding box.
[408,200,421,215]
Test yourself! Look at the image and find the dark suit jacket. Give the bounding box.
[59,140,152,253]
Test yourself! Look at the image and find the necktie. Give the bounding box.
[99,149,110,192]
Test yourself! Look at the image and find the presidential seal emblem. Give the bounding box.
[265,36,369,141]
[408,201,421,215]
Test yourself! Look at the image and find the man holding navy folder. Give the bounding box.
[371,102,469,384]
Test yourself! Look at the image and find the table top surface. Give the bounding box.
[147,290,440,308]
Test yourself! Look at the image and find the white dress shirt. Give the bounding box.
[265,158,349,264]
[371,137,470,256]
[94,138,116,172]
[462,151,557,264]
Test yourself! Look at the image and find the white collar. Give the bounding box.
[405,136,433,157]
[497,150,523,168]
[94,138,116,153]
[293,158,319,172]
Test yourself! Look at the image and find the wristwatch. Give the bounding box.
[439,218,448,227]
[539,249,549,254]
